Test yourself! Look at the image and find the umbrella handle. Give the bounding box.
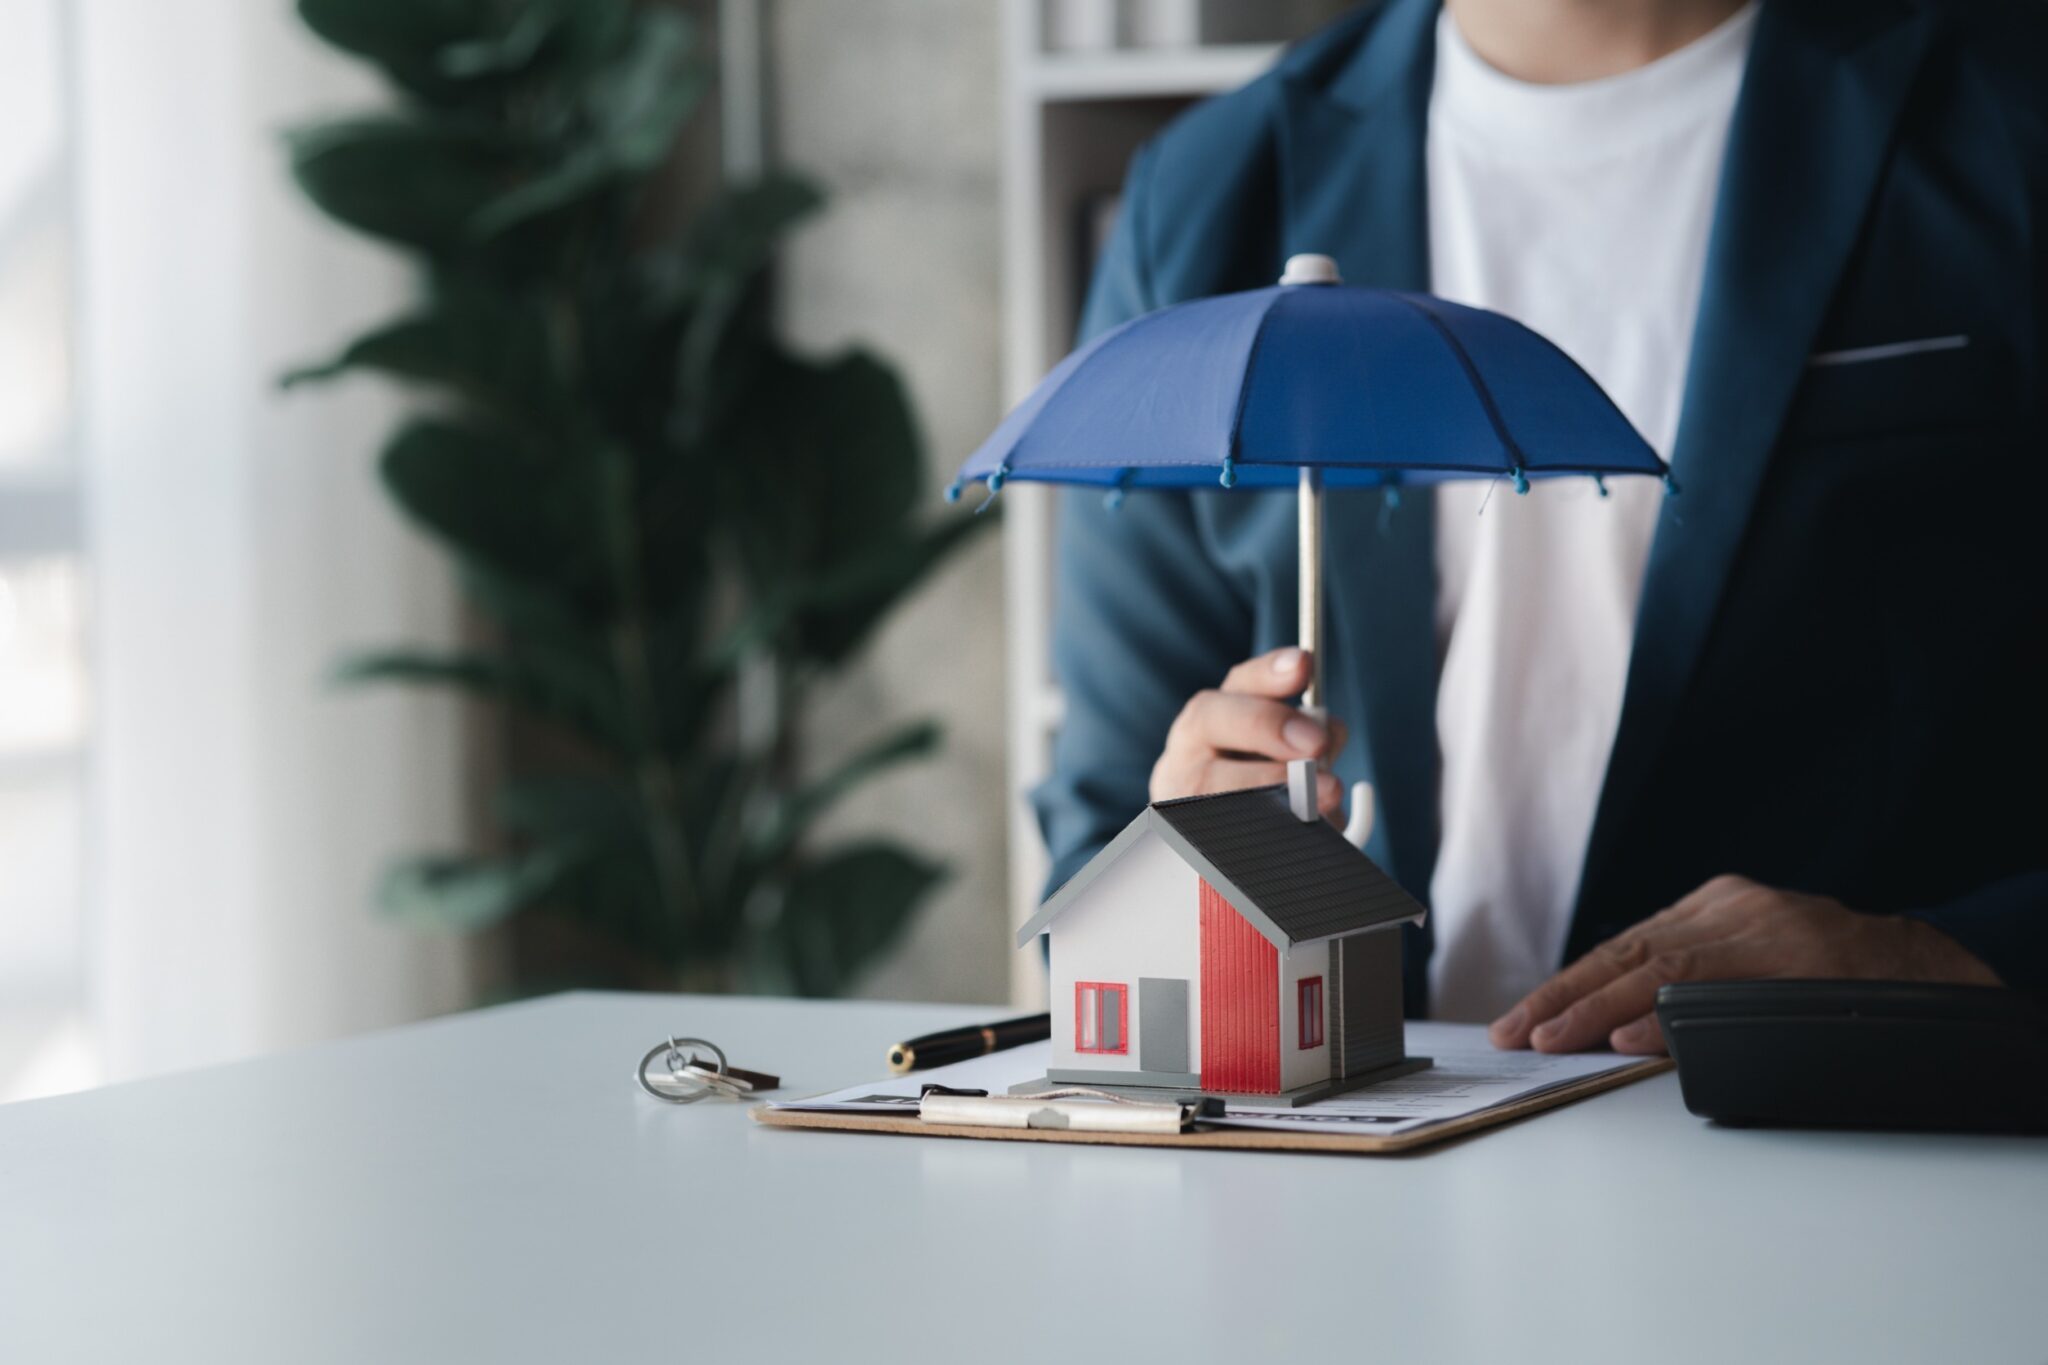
[1299,467,1323,721]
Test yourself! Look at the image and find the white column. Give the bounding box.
[75,0,473,1079]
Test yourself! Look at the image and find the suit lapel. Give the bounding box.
[1275,0,1440,915]
[1573,1,1937,943]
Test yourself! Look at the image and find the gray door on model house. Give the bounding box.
[1138,977,1190,1074]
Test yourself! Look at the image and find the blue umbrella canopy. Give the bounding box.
[955,254,1671,821]
[954,257,1670,498]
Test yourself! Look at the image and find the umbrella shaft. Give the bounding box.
[1298,467,1324,720]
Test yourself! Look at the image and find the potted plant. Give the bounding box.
[284,0,986,994]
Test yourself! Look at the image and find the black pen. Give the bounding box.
[887,1012,1051,1074]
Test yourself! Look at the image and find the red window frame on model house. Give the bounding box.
[1074,981,1128,1054]
[1299,976,1324,1049]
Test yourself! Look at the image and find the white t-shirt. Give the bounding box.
[1424,3,1758,1021]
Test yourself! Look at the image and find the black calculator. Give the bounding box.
[1655,980,2048,1135]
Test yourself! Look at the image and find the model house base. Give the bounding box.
[1008,1053,1432,1107]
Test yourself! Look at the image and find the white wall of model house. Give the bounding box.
[1278,939,1333,1093]
[1044,831,1200,1076]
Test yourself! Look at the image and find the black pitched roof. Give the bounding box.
[1017,785,1427,950]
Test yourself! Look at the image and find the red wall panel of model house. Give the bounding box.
[1199,879,1278,1092]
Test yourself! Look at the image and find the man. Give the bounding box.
[1033,0,2046,1053]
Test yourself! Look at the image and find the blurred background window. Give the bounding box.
[0,0,95,1102]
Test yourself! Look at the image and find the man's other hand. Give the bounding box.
[1150,647,1345,814]
[1488,874,2001,1055]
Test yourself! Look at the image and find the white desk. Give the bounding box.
[2,992,2042,1363]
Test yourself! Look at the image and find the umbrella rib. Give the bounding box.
[1222,290,1291,485]
[1388,293,1529,481]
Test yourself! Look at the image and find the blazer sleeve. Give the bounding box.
[1907,873,2048,1000]
[1029,145,1256,894]
[1909,94,2048,1004]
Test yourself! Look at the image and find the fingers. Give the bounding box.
[1527,938,1753,1053]
[1488,928,1657,1049]
[1172,689,1332,763]
[1151,649,1354,806]
[1488,872,1880,1055]
[1609,1013,1665,1054]
[1214,650,1348,758]
[1488,884,1737,1049]
[1221,647,1315,699]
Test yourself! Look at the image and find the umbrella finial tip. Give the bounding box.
[1279,253,1342,286]
[1511,467,1531,495]
[944,482,963,503]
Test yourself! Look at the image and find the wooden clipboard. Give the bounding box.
[751,1057,1670,1155]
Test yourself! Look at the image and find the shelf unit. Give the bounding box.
[997,1,1345,1005]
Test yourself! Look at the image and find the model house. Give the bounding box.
[1015,764,1428,1104]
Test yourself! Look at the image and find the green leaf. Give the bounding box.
[796,511,994,665]
[494,775,643,848]
[286,117,521,254]
[643,175,824,311]
[297,0,504,100]
[458,563,596,651]
[584,9,703,170]
[718,348,928,591]
[337,648,629,753]
[529,0,636,80]
[654,177,825,423]
[280,286,563,422]
[774,844,945,996]
[436,5,556,79]
[470,9,705,237]
[379,417,606,593]
[752,721,940,864]
[701,508,990,673]
[642,599,721,753]
[377,844,586,933]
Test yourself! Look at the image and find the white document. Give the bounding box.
[770,1044,1060,1114]
[1212,1023,1644,1134]
[769,1022,1648,1138]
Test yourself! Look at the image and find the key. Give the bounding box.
[636,1036,781,1103]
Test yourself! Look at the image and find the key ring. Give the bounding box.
[637,1036,731,1104]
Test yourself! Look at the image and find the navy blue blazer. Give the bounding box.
[1033,0,2048,1008]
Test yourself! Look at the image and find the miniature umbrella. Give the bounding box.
[953,253,1671,726]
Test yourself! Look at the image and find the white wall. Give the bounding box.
[1045,830,1200,1076]
[1278,938,1331,1093]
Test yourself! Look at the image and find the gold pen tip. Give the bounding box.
[887,1045,913,1075]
